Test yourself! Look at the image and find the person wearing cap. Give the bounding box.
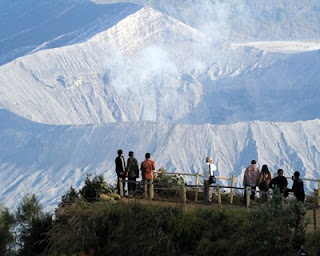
[243,160,260,204]
[204,156,217,202]
[127,151,139,195]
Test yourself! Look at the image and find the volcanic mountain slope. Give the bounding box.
[1,1,320,211]
[1,109,320,211]
[1,7,320,125]
[0,0,141,64]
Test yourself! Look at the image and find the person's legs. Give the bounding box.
[204,180,209,202]
[208,181,213,202]
[117,175,121,195]
[128,177,135,194]
[261,189,267,203]
[132,178,137,191]
[250,186,256,200]
[143,179,148,199]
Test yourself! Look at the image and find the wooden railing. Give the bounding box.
[118,171,320,207]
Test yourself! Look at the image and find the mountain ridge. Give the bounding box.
[93,0,320,41]
[1,7,320,126]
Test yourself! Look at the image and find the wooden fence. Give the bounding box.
[119,171,320,208]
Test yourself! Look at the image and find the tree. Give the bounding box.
[0,206,15,255]
[58,186,80,208]
[15,194,52,256]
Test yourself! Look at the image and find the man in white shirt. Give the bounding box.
[204,156,217,202]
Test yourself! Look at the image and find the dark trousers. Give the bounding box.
[117,173,125,195]
[128,177,137,193]
[243,185,257,204]
[203,180,213,202]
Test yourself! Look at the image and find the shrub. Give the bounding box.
[80,174,113,202]
[153,168,185,199]
[305,230,320,256]
[244,189,308,256]
[46,200,252,256]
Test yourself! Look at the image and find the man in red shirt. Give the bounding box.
[140,153,156,199]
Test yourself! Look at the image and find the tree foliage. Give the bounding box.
[0,175,314,256]
[59,186,80,208]
[245,189,308,256]
[0,206,15,255]
[0,194,53,256]
[80,174,113,202]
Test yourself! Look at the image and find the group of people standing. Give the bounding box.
[243,160,305,203]
[115,149,156,198]
[116,153,305,204]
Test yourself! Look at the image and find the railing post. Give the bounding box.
[318,178,320,207]
[195,173,199,203]
[217,185,222,205]
[119,177,124,197]
[246,186,250,208]
[183,184,187,204]
[230,175,235,204]
[314,205,317,231]
[149,180,154,200]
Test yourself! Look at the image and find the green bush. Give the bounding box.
[80,174,113,202]
[46,200,252,256]
[244,189,308,256]
[153,168,185,199]
[305,230,320,256]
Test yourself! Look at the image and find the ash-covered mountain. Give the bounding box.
[1,7,320,125]
[1,109,320,211]
[1,0,320,210]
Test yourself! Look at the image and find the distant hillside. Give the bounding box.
[1,109,320,211]
[1,0,320,212]
[0,0,141,64]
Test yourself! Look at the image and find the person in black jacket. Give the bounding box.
[289,171,305,202]
[115,149,126,195]
[269,169,289,198]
